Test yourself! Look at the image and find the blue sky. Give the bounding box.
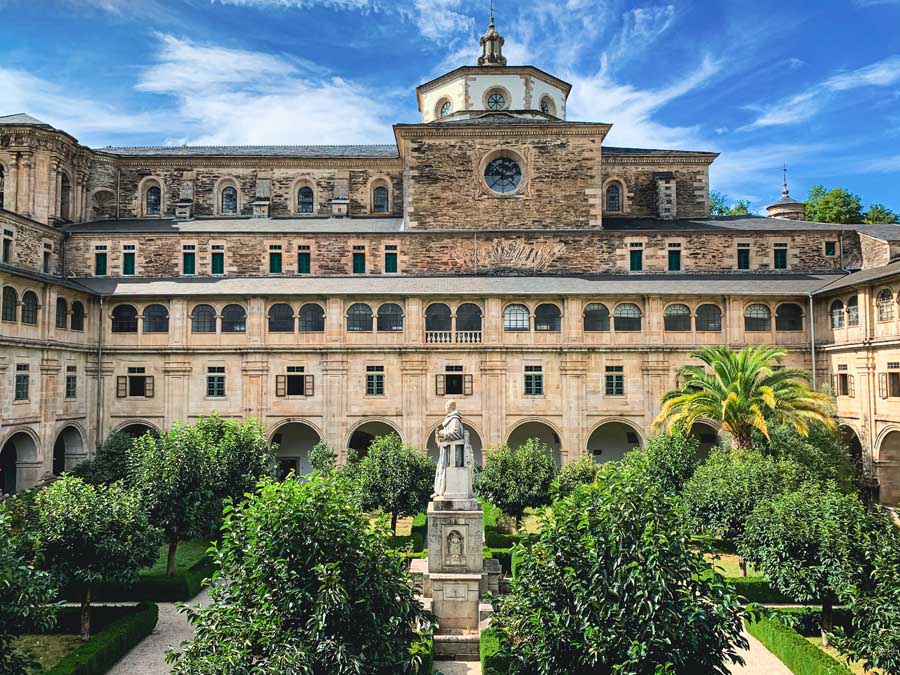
[1,0,899,213]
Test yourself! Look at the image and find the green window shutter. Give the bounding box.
[270,252,283,274]
[668,250,681,272]
[123,252,135,276]
[353,252,365,274]
[385,252,398,274]
[183,252,196,275]
[297,252,311,274]
[629,249,642,272]
[211,252,224,275]
[95,253,107,276]
[737,249,750,270]
[774,249,787,269]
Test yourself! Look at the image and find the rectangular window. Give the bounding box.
[366,365,385,396]
[14,364,29,401]
[833,366,854,398]
[824,241,837,257]
[94,245,108,276]
[774,243,788,270]
[737,243,751,270]
[118,367,153,398]
[524,365,543,396]
[436,365,472,397]
[269,245,283,274]
[667,243,682,272]
[384,244,398,274]
[297,245,311,274]
[629,242,643,272]
[211,245,225,275]
[605,365,625,396]
[182,244,196,275]
[123,244,136,276]
[1,230,12,264]
[206,366,226,398]
[65,365,77,399]
[890,372,900,398]
[43,243,52,274]
[353,246,366,274]
[275,366,314,397]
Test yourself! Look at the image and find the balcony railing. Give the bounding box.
[425,330,482,344]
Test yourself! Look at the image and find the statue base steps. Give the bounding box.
[433,633,480,661]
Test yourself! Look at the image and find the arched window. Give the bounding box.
[504,304,530,331]
[425,303,452,332]
[877,288,895,322]
[21,291,38,325]
[695,304,722,332]
[663,304,691,331]
[59,173,72,221]
[534,303,561,332]
[372,186,389,213]
[847,295,859,327]
[143,304,169,333]
[71,301,85,331]
[744,304,771,332]
[221,304,247,333]
[830,300,845,329]
[613,303,642,331]
[267,304,294,333]
[145,185,161,216]
[191,304,217,333]
[583,303,610,332]
[775,303,803,332]
[298,303,325,332]
[347,303,373,332]
[605,183,622,212]
[56,297,68,329]
[298,186,314,214]
[111,304,138,333]
[221,186,238,215]
[540,96,555,116]
[457,303,482,332]
[377,303,404,332]
[2,286,17,322]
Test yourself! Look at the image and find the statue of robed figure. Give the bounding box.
[433,400,474,498]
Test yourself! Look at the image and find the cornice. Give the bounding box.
[394,123,611,141]
[602,154,718,166]
[105,156,403,170]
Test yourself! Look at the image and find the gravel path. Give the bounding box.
[728,630,792,675]
[435,663,481,674]
[106,589,210,675]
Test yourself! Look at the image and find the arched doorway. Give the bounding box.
[841,426,864,472]
[347,421,401,459]
[877,430,900,507]
[586,421,643,464]
[53,426,85,475]
[427,422,484,467]
[507,421,562,466]
[271,422,321,480]
[0,432,39,495]
[688,422,720,460]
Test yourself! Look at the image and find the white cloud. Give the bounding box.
[601,5,676,73]
[744,55,900,129]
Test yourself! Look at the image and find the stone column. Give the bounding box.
[642,355,670,428]
[479,356,507,448]
[321,354,348,461]
[241,358,269,423]
[560,354,587,462]
[19,152,33,217]
[7,153,18,212]
[48,158,60,223]
[39,356,61,476]
[401,358,428,449]
[162,361,192,427]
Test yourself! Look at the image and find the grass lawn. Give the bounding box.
[703,552,758,577]
[805,637,885,675]
[142,539,211,576]
[12,634,83,673]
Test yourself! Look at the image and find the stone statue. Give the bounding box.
[433,400,471,497]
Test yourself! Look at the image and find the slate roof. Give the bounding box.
[0,113,54,129]
[64,216,405,234]
[603,146,718,157]
[855,224,900,242]
[75,273,842,298]
[813,260,900,295]
[603,216,865,233]
[95,145,400,158]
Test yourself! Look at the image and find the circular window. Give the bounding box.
[439,100,452,117]
[487,90,506,110]
[484,156,522,194]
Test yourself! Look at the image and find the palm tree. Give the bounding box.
[654,345,836,449]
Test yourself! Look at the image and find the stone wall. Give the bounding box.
[64,228,856,277]
[602,158,711,219]
[0,211,65,275]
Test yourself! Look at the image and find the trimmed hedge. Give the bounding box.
[480,626,512,675]
[728,576,793,604]
[44,602,158,675]
[60,555,215,603]
[744,614,852,675]
[483,547,514,574]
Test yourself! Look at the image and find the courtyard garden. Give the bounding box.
[1,346,898,675]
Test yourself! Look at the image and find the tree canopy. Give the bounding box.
[550,455,602,501]
[167,474,433,675]
[864,203,899,224]
[805,185,865,224]
[655,345,836,449]
[475,439,558,527]
[633,426,701,495]
[490,459,747,675]
[69,431,134,485]
[710,191,756,216]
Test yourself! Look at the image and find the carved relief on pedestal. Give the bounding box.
[447,530,464,566]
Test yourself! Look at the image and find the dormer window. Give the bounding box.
[540,96,556,116]
[486,90,506,110]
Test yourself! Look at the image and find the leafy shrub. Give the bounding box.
[69,432,134,485]
[550,456,601,501]
[475,439,558,528]
[638,426,701,495]
[308,440,337,472]
[744,614,852,675]
[481,626,513,675]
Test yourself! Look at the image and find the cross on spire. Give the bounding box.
[782,163,790,197]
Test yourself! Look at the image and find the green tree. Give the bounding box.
[710,190,729,216]
[655,345,836,449]
[490,459,747,675]
[167,474,433,675]
[202,415,276,515]
[0,511,58,674]
[754,422,859,493]
[728,199,753,216]
[309,440,337,472]
[636,426,701,495]
[680,448,796,575]
[475,439,558,529]
[805,184,865,224]
[33,476,160,640]
[739,482,871,645]
[69,431,135,485]
[864,203,899,224]
[550,455,602,501]
[832,513,900,673]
